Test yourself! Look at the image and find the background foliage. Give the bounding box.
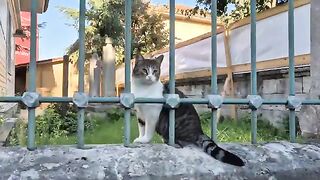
[59,0,282,66]
[181,0,276,26]
[36,103,97,138]
[59,0,169,65]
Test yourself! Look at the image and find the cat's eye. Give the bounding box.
[153,70,158,74]
[142,68,148,74]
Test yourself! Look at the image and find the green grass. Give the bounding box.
[35,116,164,145]
[9,115,163,146]
[8,111,302,146]
[200,112,302,143]
[201,114,284,143]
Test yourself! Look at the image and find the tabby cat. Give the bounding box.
[131,54,244,166]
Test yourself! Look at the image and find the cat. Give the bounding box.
[131,54,245,167]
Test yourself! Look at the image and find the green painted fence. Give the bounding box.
[1,0,320,150]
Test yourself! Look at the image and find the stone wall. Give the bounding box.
[0,0,17,119]
[176,67,310,127]
[296,0,320,138]
[1,142,320,179]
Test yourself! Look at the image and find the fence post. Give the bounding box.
[26,0,38,150]
[123,0,132,146]
[210,0,218,141]
[250,0,258,144]
[168,0,176,146]
[76,0,86,149]
[288,0,296,143]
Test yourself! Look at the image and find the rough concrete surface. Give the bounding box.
[1,141,320,180]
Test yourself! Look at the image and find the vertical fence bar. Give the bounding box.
[288,0,296,142]
[210,0,218,141]
[124,0,132,146]
[27,0,37,150]
[77,0,86,148]
[250,0,257,144]
[168,0,176,146]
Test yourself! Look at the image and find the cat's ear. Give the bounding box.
[155,55,164,64]
[135,54,144,63]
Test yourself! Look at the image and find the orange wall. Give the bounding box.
[25,61,90,109]
[163,19,211,43]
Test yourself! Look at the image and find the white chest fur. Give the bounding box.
[132,79,164,122]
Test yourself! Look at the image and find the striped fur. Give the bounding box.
[156,84,245,166]
[197,134,244,166]
[132,54,244,166]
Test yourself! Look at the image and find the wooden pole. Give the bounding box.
[223,29,237,120]
[62,55,69,97]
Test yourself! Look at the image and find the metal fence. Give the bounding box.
[1,0,320,150]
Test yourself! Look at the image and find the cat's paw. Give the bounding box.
[133,136,151,144]
[133,137,143,143]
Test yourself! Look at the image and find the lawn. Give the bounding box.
[36,117,164,145]
[7,109,300,146]
[200,113,297,143]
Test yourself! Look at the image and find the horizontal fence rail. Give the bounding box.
[0,0,317,150]
[2,96,320,105]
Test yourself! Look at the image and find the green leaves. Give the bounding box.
[60,0,169,65]
[35,103,97,139]
[57,6,80,29]
[182,0,274,27]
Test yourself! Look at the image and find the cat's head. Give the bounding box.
[132,54,164,84]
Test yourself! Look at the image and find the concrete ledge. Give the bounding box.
[0,103,17,119]
[0,118,17,146]
[1,141,320,179]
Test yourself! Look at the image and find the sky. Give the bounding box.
[38,0,198,60]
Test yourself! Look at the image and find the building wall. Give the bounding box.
[24,60,90,109]
[176,68,310,128]
[163,19,211,43]
[0,0,17,117]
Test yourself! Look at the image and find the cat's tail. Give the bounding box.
[196,134,245,166]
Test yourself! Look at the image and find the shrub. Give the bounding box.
[35,103,97,138]
[105,107,125,122]
[6,119,27,146]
